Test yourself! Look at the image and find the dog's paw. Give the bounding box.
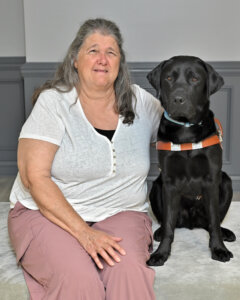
[221,227,236,242]
[147,252,169,266]
[153,227,162,242]
[211,247,233,262]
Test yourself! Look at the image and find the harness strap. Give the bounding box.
[214,118,223,140]
[156,118,223,151]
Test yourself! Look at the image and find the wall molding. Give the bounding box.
[20,61,240,73]
[0,56,26,64]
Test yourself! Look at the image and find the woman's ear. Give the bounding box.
[74,60,78,69]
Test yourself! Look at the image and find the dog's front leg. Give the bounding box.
[147,184,181,266]
[203,185,233,262]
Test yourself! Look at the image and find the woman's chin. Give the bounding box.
[92,80,112,90]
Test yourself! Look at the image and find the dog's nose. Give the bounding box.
[174,96,185,105]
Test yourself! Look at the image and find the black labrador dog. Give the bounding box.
[147,56,236,266]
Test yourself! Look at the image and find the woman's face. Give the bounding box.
[74,32,121,91]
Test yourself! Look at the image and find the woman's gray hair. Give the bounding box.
[32,18,136,124]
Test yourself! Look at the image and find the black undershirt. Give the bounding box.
[94,128,115,141]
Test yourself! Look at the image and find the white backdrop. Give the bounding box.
[1,0,240,62]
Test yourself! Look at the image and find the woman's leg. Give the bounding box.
[93,211,156,300]
[8,202,105,300]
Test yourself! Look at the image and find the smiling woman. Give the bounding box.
[8,18,162,300]
[74,32,121,130]
[74,33,120,92]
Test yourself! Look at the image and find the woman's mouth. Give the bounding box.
[94,69,108,73]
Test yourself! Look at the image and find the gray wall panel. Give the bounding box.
[1,59,240,190]
[0,57,25,175]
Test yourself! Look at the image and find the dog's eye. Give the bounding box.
[167,76,172,81]
[192,77,198,82]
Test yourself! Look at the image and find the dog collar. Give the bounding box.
[164,111,202,127]
[156,118,223,151]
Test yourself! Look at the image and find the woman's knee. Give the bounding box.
[101,252,154,281]
[100,256,155,300]
[49,265,105,299]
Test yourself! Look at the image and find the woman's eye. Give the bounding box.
[107,51,117,56]
[89,49,97,53]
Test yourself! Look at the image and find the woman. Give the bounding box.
[8,18,162,299]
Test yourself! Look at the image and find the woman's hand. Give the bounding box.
[78,226,126,269]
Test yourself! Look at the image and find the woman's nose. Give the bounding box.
[97,52,107,65]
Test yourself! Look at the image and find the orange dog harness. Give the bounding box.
[156,118,223,151]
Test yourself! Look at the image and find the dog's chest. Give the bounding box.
[158,150,211,181]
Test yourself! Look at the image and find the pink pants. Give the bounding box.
[8,202,155,300]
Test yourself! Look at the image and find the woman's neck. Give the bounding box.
[76,83,119,130]
[77,83,116,109]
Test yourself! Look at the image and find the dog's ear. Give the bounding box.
[147,61,166,98]
[203,62,224,95]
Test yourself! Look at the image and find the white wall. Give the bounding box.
[2,0,240,62]
[0,0,25,57]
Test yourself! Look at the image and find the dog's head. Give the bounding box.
[147,56,224,124]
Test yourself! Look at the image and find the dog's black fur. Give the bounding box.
[147,56,236,266]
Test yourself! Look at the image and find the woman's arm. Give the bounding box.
[18,138,125,268]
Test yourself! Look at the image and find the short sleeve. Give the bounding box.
[19,90,65,145]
